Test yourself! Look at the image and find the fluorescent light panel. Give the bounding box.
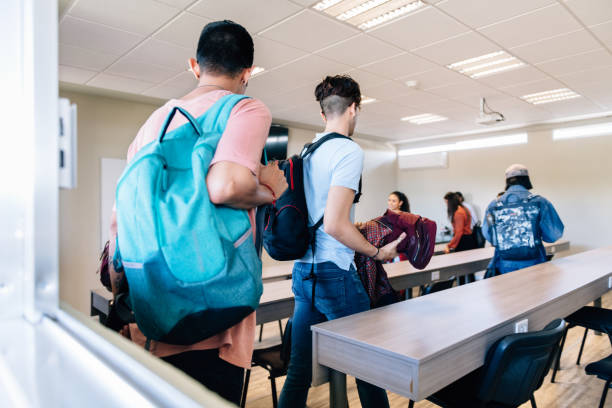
[521,88,582,105]
[553,122,612,140]
[401,113,448,125]
[361,95,377,104]
[312,0,425,30]
[447,51,525,79]
[399,133,528,156]
[251,66,265,77]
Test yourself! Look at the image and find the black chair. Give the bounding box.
[240,318,292,408]
[551,306,612,383]
[258,320,284,342]
[585,353,612,408]
[409,319,565,408]
[419,278,455,296]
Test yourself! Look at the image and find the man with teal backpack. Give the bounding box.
[108,21,287,404]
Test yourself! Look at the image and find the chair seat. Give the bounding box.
[566,307,612,333]
[252,345,286,376]
[586,354,612,380]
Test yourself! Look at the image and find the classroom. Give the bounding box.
[2,0,612,407]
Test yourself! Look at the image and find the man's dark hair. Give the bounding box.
[505,176,533,190]
[196,20,253,77]
[315,75,361,118]
[390,191,410,213]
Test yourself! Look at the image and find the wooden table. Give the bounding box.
[90,241,570,326]
[256,240,569,325]
[311,246,612,407]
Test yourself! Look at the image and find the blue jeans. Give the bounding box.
[278,262,390,408]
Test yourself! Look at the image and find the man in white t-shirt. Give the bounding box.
[456,191,479,228]
[278,75,404,408]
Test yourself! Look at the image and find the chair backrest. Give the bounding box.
[280,318,293,370]
[477,319,565,406]
[423,278,455,295]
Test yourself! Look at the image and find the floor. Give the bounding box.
[243,292,611,408]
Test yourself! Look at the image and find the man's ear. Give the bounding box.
[348,102,357,117]
[241,67,254,84]
[320,110,327,123]
[188,58,200,80]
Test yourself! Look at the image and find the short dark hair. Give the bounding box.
[506,175,533,190]
[390,191,410,213]
[315,75,361,118]
[196,20,253,77]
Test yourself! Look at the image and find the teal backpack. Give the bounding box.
[114,94,263,345]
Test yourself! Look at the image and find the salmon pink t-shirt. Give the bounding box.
[109,90,271,369]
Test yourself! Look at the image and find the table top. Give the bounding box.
[311,245,611,399]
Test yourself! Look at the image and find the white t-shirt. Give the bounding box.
[299,132,363,271]
[463,202,479,228]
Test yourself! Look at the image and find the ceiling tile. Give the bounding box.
[189,0,302,34]
[437,0,556,29]
[360,53,437,80]
[160,71,199,93]
[368,6,468,51]
[246,54,353,99]
[153,12,211,50]
[68,0,180,35]
[59,65,98,84]
[412,31,499,66]
[387,90,448,109]
[479,4,582,49]
[289,0,316,6]
[405,68,476,91]
[316,34,403,67]
[156,0,194,7]
[536,48,612,77]
[253,36,308,70]
[427,80,498,99]
[106,57,183,83]
[563,0,612,26]
[589,21,612,48]
[538,97,604,118]
[127,39,193,71]
[59,43,118,71]
[259,10,359,52]
[476,65,548,88]
[343,69,389,90]
[510,29,602,65]
[141,84,184,100]
[87,73,157,93]
[59,16,144,56]
[500,78,567,97]
[362,81,422,99]
[261,85,316,113]
[557,65,612,90]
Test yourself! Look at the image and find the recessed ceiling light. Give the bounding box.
[312,0,425,30]
[521,88,582,105]
[251,66,265,77]
[401,113,448,125]
[447,51,525,79]
[361,96,377,105]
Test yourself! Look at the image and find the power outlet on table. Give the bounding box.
[515,319,529,333]
[431,271,440,281]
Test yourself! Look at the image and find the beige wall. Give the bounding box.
[59,90,397,313]
[397,126,612,255]
[59,90,160,314]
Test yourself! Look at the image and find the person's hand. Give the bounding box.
[374,232,407,261]
[444,246,451,254]
[259,161,288,199]
[355,221,365,230]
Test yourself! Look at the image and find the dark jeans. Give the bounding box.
[162,349,244,405]
[278,262,390,408]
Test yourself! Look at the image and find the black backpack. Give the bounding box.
[262,133,361,261]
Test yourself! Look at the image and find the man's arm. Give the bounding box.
[539,199,564,243]
[207,161,287,209]
[324,186,404,261]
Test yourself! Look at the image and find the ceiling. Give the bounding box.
[58,0,612,143]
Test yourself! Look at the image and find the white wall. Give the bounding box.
[397,124,612,255]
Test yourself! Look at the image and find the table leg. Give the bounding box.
[594,297,603,335]
[329,370,348,408]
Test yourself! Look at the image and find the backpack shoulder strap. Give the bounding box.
[301,132,352,158]
[200,94,251,147]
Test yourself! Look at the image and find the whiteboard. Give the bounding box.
[100,158,126,250]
